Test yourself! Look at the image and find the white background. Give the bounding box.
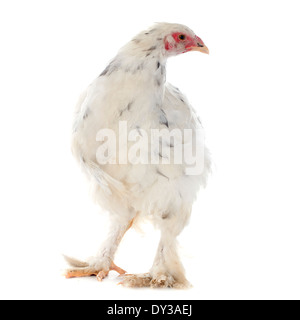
[0,0,299,300]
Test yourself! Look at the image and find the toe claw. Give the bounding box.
[96,270,109,281]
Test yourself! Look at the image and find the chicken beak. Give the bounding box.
[190,43,209,54]
[189,36,209,54]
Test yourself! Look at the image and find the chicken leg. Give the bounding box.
[65,217,134,281]
[119,213,190,288]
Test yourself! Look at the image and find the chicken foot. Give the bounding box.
[119,216,191,289]
[65,257,126,281]
[64,217,134,281]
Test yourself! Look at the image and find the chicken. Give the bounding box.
[65,22,211,288]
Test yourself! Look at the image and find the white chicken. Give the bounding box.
[65,22,211,288]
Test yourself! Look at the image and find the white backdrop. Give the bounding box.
[0,0,300,300]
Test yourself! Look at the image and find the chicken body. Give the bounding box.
[66,23,211,288]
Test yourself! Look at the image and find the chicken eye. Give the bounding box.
[178,34,186,40]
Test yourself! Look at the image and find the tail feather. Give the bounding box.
[63,255,89,268]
